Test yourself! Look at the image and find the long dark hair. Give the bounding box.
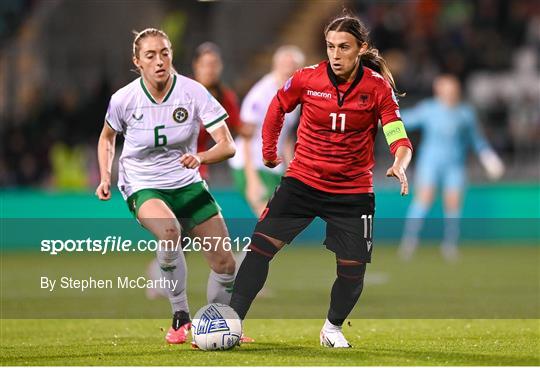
[325,13,403,96]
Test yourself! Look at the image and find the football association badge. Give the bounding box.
[173,107,188,123]
[359,93,372,106]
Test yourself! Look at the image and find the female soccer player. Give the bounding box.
[145,42,243,301]
[95,28,237,344]
[230,14,413,348]
[229,45,304,216]
[398,74,505,261]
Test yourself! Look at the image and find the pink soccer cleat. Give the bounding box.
[166,322,191,344]
[240,334,255,343]
[166,311,191,344]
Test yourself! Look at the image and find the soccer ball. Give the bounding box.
[191,303,242,350]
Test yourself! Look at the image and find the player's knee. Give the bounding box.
[336,259,366,284]
[210,256,236,275]
[248,233,282,260]
[158,225,181,246]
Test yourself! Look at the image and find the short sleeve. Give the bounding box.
[195,83,229,133]
[105,95,124,133]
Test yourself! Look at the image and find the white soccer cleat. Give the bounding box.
[320,327,352,348]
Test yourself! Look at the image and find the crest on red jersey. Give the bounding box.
[358,93,373,106]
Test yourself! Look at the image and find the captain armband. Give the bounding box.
[383,120,408,145]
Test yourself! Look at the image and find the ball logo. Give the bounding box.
[172,107,188,123]
[195,305,230,335]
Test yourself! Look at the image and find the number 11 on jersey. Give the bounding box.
[330,112,346,132]
[361,214,373,239]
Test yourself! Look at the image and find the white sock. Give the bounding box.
[147,258,169,298]
[207,270,235,304]
[156,248,189,313]
[323,318,342,333]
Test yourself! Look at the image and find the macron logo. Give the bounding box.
[307,90,332,99]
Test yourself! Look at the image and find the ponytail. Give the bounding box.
[362,47,404,97]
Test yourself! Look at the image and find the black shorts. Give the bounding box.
[255,176,375,262]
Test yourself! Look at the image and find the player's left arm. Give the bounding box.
[378,82,413,195]
[181,123,235,168]
[467,106,505,180]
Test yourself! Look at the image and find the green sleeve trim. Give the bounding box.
[383,120,408,145]
[204,113,228,129]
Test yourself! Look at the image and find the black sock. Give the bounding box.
[230,250,272,319]
[172,310,190,330]
[327,264,366,326]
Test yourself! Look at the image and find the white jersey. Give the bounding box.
[229,73,299,173]
[106,74,228,199]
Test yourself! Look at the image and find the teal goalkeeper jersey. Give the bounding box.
[402,98,490,167]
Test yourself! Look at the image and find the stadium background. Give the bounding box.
[1,0,538,197]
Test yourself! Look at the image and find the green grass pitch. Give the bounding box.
[1,319,538,365]
[1,245,539,365]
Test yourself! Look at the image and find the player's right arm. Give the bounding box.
[262,71,304,168]
[96,122,117,200]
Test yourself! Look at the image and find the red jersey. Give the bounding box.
[197,85,241,178]
[262,61,412,194]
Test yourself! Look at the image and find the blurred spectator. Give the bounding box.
[191,42,242,179]
[229,45,304,216]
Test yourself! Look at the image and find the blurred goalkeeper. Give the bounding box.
[399,74,505,261]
